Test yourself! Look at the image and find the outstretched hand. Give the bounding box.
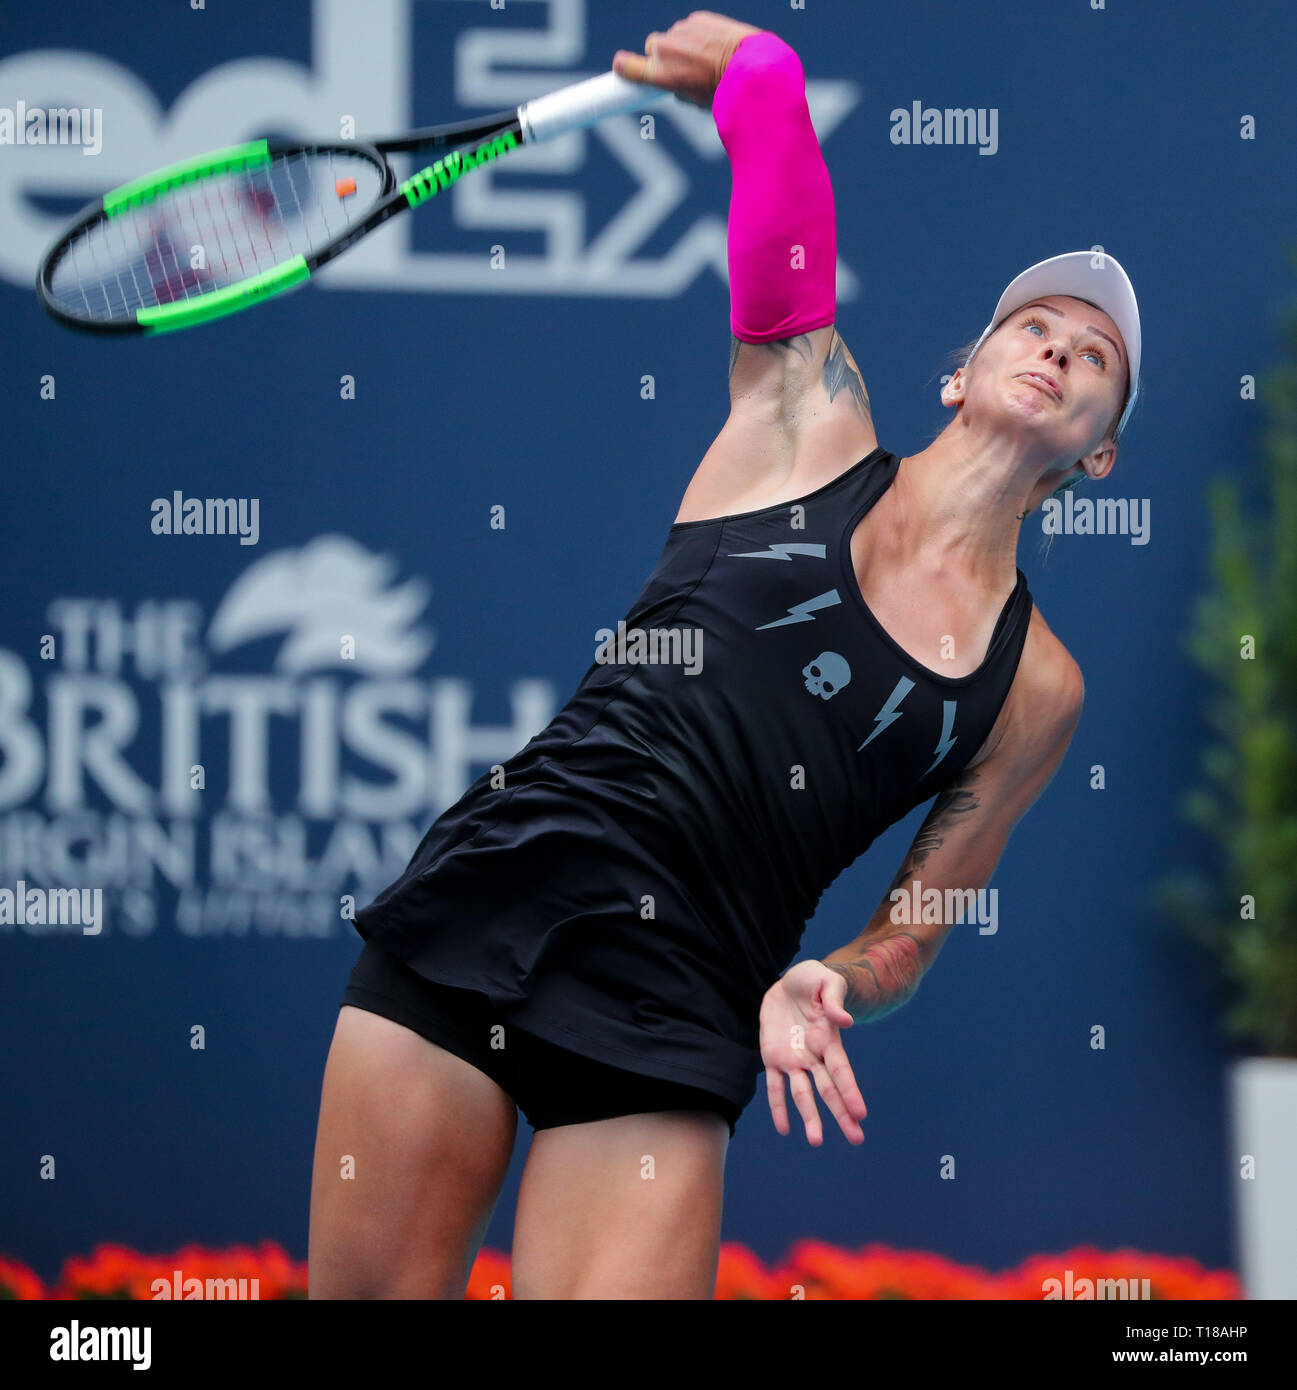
[613,11,763,109]
[760,960,867,1145]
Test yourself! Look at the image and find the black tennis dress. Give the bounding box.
[351,446,1034,1114]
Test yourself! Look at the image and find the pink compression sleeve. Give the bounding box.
[712,31,836,342]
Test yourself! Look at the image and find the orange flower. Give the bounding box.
[252,1240,310,1299]
[0,1255,47,1300]
[465,1249,512,1300]
[57,1243,155,1299]
[769,1240,996,1300]
[999,1246,1243,1300]
[714,1242,781,1300]
[15,1239,1242,1301]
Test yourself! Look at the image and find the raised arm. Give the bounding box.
[615,15,877,516]
[821,636,1085,1022]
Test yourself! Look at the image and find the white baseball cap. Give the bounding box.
[967,251,1142,438]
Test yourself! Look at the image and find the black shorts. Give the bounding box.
[340,940,742,1138]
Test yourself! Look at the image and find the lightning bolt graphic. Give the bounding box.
[858,675,916,749]
[727,543,827,561]
[755,588,841,630]
[923,700,959,775]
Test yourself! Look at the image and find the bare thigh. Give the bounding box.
[308,1004,519,1299]
[510,1109,729,1300]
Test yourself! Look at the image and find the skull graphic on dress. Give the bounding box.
[802,651,851,700]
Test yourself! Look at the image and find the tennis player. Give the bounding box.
[308,10,1142,1300]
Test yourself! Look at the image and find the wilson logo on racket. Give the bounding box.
[36,71,668,337]
[401,132,518,209]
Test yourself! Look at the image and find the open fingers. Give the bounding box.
[820,1037,868,1127]
[765,1065,790,1135]
[809,1057,865,1145]
[766,1039,867,1144]
[786,1066,824,1145]
[766,1063,821,1143]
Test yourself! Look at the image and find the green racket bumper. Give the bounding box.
[102,139,273,218]
[136,255,311,333]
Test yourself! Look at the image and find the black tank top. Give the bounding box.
[353,446,1034,1110]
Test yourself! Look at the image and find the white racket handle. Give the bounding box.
[517,71,670,143]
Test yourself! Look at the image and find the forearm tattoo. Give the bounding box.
[826,934,923,1023]
[885,768,982,896]
[827,768,983,1022]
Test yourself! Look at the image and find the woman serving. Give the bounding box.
[309,9,1141,1300]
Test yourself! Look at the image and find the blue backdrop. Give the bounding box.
[2,0,1293,1290]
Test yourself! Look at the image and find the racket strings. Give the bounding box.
[46,149,385,324]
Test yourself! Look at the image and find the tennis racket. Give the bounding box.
[37,71,669,336]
